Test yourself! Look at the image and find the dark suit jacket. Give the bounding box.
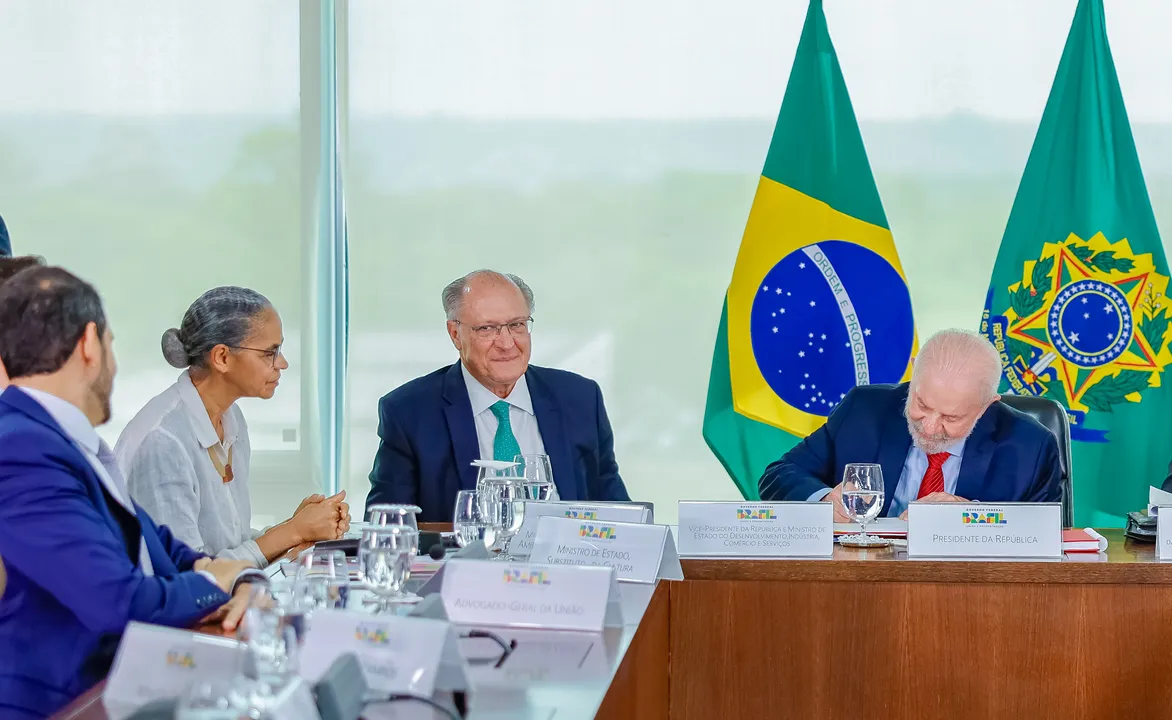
[758,383,1062,516]
[366,363,630,522]
[0,387,228,718]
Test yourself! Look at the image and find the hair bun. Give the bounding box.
[160,328,189,368]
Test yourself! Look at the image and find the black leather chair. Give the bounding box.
[999,394,1074,527]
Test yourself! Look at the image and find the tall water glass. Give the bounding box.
[366,504,421,532]
[358,525,420,608]
[513,454,558,501]
[453,490,496,549]
[839,463,887,548]
[239,585,299,686]
[295,549,349,611]
[482,478,525,560]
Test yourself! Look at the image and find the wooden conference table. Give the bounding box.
[54,527,1170,720]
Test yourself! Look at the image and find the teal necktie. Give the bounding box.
[490,400,522,462]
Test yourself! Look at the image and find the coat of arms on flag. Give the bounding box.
[981,231,1172,441]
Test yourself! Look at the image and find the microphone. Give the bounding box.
[429,543,446,561]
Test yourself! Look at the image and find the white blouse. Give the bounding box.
[115,371,265,567]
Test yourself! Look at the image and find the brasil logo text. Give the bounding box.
[564,509,598,520]
[737,507,776,520]
[504,569,552,585]
[354,625,390,646]
[962,512,1007,525]
[982,232,1172,442]
[579,524,617,540]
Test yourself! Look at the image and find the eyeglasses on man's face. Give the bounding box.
[457,317,534,341]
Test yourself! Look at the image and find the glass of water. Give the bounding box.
[453,490,496,549]
[482,478,526,560]
[839,463,887,548]
[358,525,420,608]
[239,585,300,686]
[366,503,421,532]
[295,549,349,611]
[513,454,558,501]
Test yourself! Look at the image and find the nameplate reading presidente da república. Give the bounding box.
[906,502,1062,559]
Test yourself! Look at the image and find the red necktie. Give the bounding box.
[916,452,950,498]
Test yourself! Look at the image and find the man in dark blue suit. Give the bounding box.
[0,267,260,718]
[367,270,630,522]
[759,329,1061,518]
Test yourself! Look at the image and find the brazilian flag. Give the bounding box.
[979,0,1172,526]
[703,0,918,499]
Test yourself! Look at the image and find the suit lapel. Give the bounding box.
[527,369,577,501]
[442,364,481,490]
[955,408,997,501]
[878,415,912,517]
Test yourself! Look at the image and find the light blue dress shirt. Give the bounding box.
[807,437,967,517]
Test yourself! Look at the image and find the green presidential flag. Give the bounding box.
[704,0,917,499]
[980,0,1172,526]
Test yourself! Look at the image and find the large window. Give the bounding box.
[0,0,309,527]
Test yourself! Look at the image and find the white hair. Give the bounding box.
[441,270,534,321]
[910,329,1002,401]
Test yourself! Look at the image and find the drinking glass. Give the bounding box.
[366,503,421,532]
[513,454,559,501]
[839,463,888,548]
[482,478,525,560]
[453,490,496,549]
[358,525,420,608]
[475,462,520,497]
[294,549,349,611]
[239,585,300,685]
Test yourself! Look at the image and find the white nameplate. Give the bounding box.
[906,502,1062,558]
[676,501,834,557]
[299,611,467,695]
[528,517,682,584]
[103,622,245,719]
[513,501,651,557]
[441,559,618,631]
[1158,506,1172,561]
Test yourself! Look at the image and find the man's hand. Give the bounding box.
[193,556,211,572]
[337,497,351,537]
[820,483,850,522]
[899,492,968,520]
[202,558,253,593]
[202,583,253,632]
[291,490,347,543]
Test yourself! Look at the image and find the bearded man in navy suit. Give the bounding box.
[759,329,1061,518]
[367,270,630,522]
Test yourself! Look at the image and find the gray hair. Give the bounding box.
[441,270,535,321]
[911,328,1003,401]
[161,286,272,369]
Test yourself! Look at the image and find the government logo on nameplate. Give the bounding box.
[512,501,651,557]
[906,502,1062,558]
[1158,506,1172,561]
[299,611,467,695]
[441,559,618,632]
[528,517,683,584]
[103,622,245,719]
[676,501,833,557]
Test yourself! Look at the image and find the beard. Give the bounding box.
[90,355,114,425]
[904,397,971,455]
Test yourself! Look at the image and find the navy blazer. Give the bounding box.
[0,387,229,718]
[758,383,1062,516]
[366,363,630,522]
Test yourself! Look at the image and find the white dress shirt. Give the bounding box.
[461,363,547,462]
[115,371,266,567]
[20,387,155,576]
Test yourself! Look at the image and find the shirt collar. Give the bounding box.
[461,363,534,417]
[18,386,102,456]
[175,371,239,450]
[941,437,966,458]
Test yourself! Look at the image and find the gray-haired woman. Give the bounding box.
[115,286,350,567]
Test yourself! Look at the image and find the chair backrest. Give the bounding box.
[998,394,1074,526]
